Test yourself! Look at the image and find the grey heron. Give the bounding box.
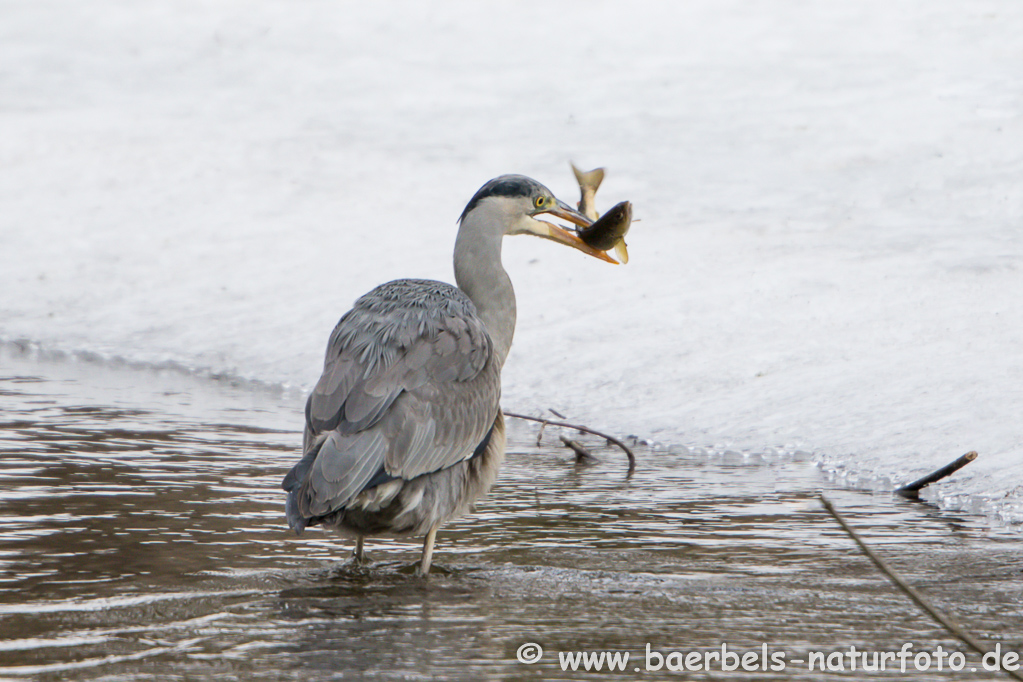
[282,174,616,575]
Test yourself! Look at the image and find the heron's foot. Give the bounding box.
[350,550,373,566]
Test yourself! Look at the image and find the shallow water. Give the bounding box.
[0,351,1020,681]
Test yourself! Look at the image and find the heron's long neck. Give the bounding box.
[454,206,516,368]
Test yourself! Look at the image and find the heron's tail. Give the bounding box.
[283,440,323,535]
[284,491,309,535]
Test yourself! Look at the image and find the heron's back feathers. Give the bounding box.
[283,279,502,533]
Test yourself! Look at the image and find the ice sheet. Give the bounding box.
[1,1,1020,521]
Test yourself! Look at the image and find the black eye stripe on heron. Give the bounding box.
[458,174,550,222]
[283,173,616,576]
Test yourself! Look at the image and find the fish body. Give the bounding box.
[571,164,604,221]
[570,163,630,264]
[577,201,631,264]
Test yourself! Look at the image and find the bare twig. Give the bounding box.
[503,411,636,476]
[548,408,567,419]
[820,495,1022,681]
[896,451,978,500]
[559,435,599,465]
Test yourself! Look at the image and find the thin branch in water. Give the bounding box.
[560,435,599,465]
[548,407,567,419]
[504,411,636,476]
[820,495,1023,682]
[896,451,978,500]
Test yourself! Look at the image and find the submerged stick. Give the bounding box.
[538,409,567,445]
[559,435,599,465]
[820,495,1022,681]
[503,411,636,475]
[895,451,978,500]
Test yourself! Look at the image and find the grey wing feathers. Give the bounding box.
[285,279,500,519]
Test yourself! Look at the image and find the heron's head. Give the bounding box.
[459,175,618,264]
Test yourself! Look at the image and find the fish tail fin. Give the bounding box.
[570,163,605,193]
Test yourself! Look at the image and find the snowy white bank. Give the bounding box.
[1,2,1021,522]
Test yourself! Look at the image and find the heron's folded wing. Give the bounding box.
[290,283,500,514]
[380,327,501,479]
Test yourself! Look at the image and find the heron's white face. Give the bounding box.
[503,197,550,237]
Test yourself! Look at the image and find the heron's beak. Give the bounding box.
[543,200,592,228]
[534,200,619,264]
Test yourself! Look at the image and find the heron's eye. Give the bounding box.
[534,196,546,209]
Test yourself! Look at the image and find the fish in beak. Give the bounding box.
[569,164,631,264]
[577,201,631,265]
[534,200,619,264]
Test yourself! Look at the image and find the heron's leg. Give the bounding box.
[353,536,365,564]
[417,525,440,576]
